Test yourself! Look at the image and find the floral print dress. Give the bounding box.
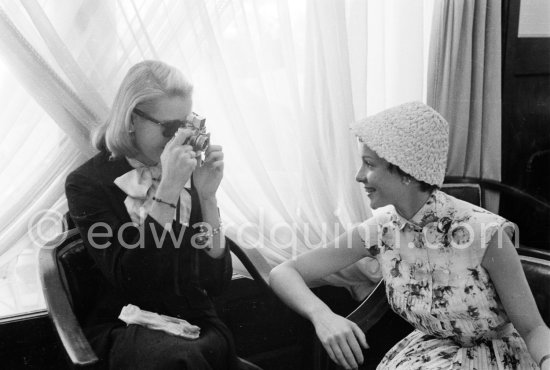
[358,190,538,370]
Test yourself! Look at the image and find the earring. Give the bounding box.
[128,127,135,134]
[403,177,411,185]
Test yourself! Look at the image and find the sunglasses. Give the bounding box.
[133,108,204,138]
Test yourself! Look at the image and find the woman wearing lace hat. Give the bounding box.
[270,102,550,370]
[65,60,237,369]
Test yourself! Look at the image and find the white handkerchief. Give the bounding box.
[118,304,200,340]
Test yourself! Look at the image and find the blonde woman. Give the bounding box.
[66,60,236,369]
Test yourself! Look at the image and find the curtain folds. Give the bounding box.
[0,7,98,156]
[0,0,433,315]
[0,0,109,315]
[427,0,501,180]
[0,5,96,266]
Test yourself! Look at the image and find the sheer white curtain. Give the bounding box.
[175,0,433,297]
[0,0,433,315]
[0,0,112,315]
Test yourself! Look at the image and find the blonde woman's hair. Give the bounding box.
[93,60,193,158]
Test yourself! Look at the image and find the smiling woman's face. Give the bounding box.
[132,95,192,165]
[355,143,404,209]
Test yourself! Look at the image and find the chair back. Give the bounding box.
[40,229,264,370]
[519,248,550,325]
[38,229,99,367]
[441,183,481,206]
[56,237,104,321]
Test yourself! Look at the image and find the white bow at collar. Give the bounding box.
[114,158,191,227]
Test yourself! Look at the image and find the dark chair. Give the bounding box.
[225,238,273,294]
[444,176,550,251]
[517,247,550,326]
[38,229,264,370]
[441,181,481,206]
[442,176,550,213]
[525,149,550,202]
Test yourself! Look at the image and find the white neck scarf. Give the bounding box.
[114,157,192,226]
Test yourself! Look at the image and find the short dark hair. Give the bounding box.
[387,163,439,193]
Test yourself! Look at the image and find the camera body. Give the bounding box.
[184,113,210,152]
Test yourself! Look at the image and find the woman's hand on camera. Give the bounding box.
[159,128,197,192]
[193,144,224,200]
[312,311,368,370]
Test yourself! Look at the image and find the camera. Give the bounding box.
[184,113,210,152]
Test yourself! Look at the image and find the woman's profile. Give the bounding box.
[270,101,550,370]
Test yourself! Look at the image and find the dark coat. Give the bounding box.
[65,150,236,369]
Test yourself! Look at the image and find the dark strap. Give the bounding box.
[189,175,200,278]
[175,195,181,227]
[172,176,201,293]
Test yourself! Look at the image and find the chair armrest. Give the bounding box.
[346,280,389,332]
[39,231,99,367]
[518,246,550,261]
[237,357,264,370]
[226,237,273,295]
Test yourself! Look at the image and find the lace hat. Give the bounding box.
[350,101,449,187]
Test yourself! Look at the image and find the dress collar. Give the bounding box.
[392,190,443,231]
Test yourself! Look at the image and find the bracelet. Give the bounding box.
[209,224,223,237]
[198,223,223,239]
[193,222,223,250]
[152,196,177,209]
[540,354,550,368]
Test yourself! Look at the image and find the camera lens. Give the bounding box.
[183,131,210,151]
[195,134,210,151]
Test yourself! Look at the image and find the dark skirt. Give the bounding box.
[86,317,238,370]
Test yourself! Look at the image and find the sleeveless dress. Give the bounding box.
[358,190,538,370]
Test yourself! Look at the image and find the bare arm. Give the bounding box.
[198,196,225,259]
[482,233,550,368]
[193,144,225,259]
[269,226,374,369]
[270,227,371,317]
